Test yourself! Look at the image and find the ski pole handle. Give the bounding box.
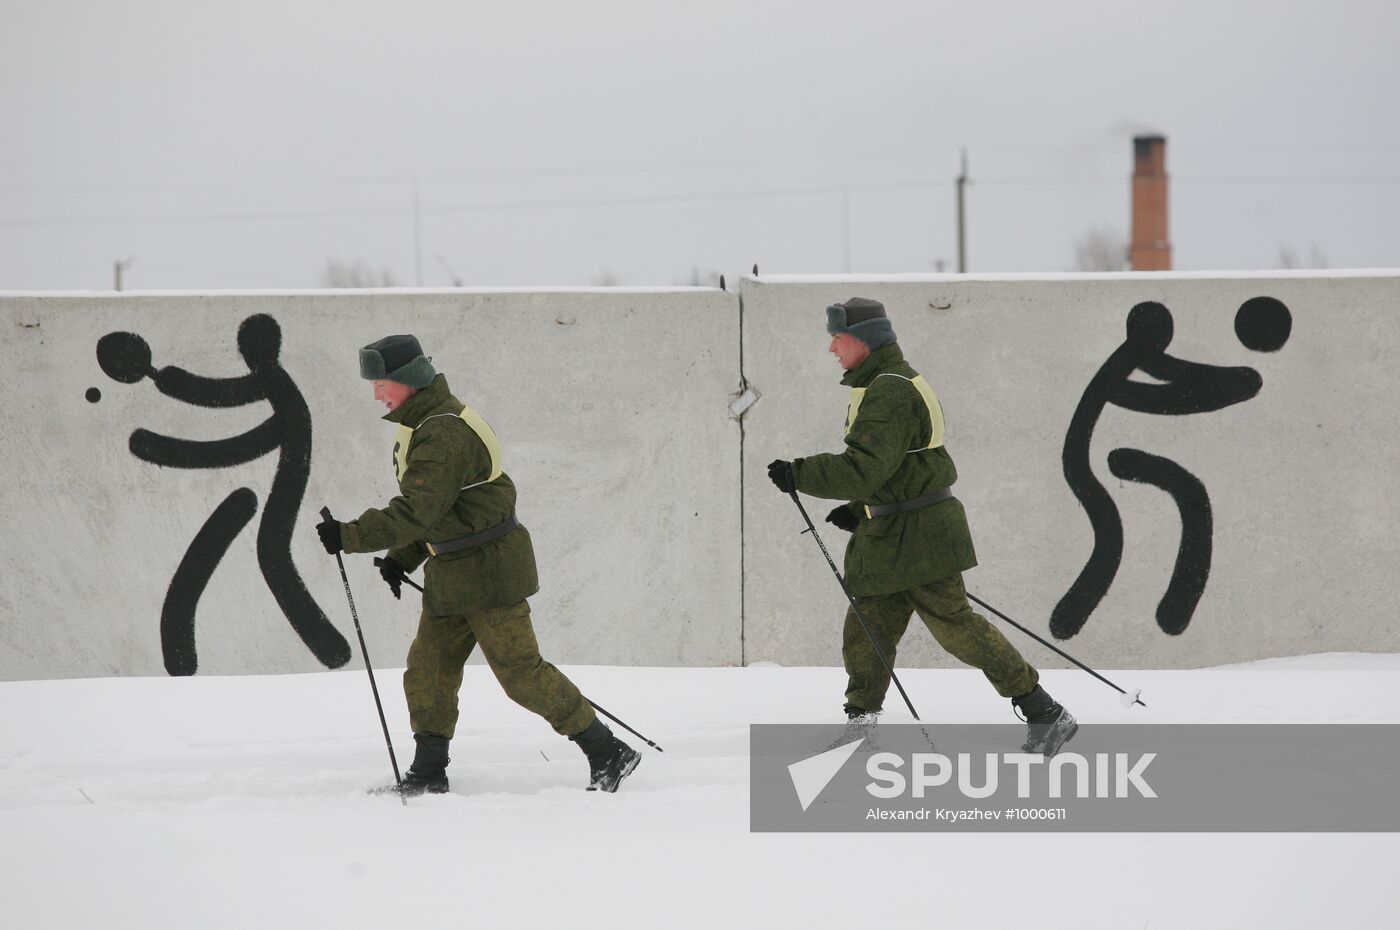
[374,557,425,594]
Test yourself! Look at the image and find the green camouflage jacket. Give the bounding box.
[341,374,540,613]
[793,343,977,596]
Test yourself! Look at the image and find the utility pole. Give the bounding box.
[412,177,423,286]
[956,148,968,273]
[841,188,852,273]
[113,255,135,291]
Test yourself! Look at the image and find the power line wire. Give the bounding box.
[8,141,1399,197]
[0,179,945,228]
[3,174,1400,229]
[0,149,963,198]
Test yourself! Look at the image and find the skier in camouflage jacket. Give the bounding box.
[316,334,640,793]
[767,299,1078,755]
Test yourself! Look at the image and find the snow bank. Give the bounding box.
[1,657,1397,929]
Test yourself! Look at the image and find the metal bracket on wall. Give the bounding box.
[728,384,761,420]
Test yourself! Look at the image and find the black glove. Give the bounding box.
[825,504,859,532]
[375,556,408,600]
[316,516,343,555]
[767,459,796,494]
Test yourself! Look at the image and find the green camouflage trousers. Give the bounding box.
[403,599,595,740]
[843,573,1038,712]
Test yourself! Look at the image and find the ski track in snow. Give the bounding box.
[3,658,1398,929]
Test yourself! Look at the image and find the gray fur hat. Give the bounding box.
[358,334,437,389]
[826,297,897,350]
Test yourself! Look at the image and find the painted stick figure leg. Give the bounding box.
[161,488,258,676]
[1107,448,1213,636]
[257,457,352,669]
[1050,472,1125,640]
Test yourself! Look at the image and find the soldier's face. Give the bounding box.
[829,333,870,370]
[373,379,416,411]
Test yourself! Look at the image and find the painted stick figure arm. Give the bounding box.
[151,366,264,408]
[129,417,281,469]
[792,384,916,502]
[341,423,475,554]
[1109,354,1263,415]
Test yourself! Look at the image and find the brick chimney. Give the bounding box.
[1130,135,1171,270]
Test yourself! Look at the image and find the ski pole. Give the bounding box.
[373,558,666,752]
[324,508,405,802]
[965,591,1147,708]
[585,699,664,753]
[786,490,924,722]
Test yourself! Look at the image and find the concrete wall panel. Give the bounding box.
[741,273,1400,671]
[0,289,741,680]
[7,272,1398,681]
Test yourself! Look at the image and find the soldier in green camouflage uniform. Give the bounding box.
[767,299,1077,755]
[316,335,640,793]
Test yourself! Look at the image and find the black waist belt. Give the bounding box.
[425,515,519,557]
[864,487,954,519]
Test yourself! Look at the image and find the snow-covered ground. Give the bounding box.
[3,656,1398,929]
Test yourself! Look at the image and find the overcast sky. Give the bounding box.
[2,0,1397,290]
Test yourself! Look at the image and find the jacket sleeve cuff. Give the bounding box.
[387,542,427,574]
[340,521,366,554]
[790,457,807,491]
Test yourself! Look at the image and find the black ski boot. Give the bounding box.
[400,733,450,796]
[570,718,641,793]
[1011,685,1078,757]
[826,705,882,751]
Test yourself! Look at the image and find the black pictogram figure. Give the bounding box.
[95,315,351,675]
[1052,297,1292,640]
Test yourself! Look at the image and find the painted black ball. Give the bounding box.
[96,331,153,383]
[1235,296,1291,353]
